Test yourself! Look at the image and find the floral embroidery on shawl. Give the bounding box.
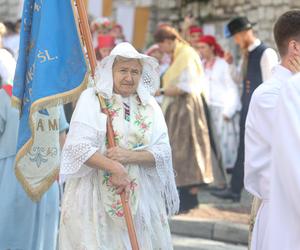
[105,97,122,119]
[99,94,153,224]
[134,112,152,134]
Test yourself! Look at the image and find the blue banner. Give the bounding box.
[12,0,88,200]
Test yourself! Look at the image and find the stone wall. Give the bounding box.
[2,0,300,51]
[0,0,23,22]
[152,0,300,52]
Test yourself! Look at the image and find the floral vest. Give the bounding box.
[99,94,154,225]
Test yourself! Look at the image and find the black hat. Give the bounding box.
[225,16,256,38]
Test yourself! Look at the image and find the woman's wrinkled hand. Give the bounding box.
[106,146,131,165]
[110,161,131,198]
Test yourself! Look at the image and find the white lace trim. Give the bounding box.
[59,122,105,183]
[147,143,180,216]
[60,168,174,249]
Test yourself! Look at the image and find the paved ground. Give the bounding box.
[181,204,250,224]
[170,187,253,248]
[185,188,253,224]
[173,235,247,250]
[170,216,249,246]
[197,186,252,208]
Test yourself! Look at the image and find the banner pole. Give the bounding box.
[75,1,140,249]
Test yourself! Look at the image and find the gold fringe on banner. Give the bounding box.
[12,0,91,201]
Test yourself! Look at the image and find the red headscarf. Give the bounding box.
[189,25,203,35]
[97,35,115,49]
[2,84,13,97]
[199,35,224,58]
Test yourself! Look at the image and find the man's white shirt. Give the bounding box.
[244,65,292,250]
[248,39,278,82]
[263,72,300,250]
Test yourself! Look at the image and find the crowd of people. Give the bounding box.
[1,8,300,250]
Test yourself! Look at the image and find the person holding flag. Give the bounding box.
[58,42,179,249]
[0,0,88,249]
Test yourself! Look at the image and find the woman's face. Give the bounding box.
[98,47,113,59]
[158,39,175,54]
[113,58,142,97]
[197,42,214,59]
[189,32,202,47]
[111,27,122,38]
[149,50,163,63]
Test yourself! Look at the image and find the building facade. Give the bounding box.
[2,0,300,50]
[152,0,300,50]
[0,0,23,22]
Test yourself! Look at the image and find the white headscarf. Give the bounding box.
[94,42,160,105]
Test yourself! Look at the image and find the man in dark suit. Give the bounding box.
[211,16,278,201]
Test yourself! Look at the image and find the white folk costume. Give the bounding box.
[262,73,300,250]
[244,65,292,250]
[161,41,215,212]
[59,43,179,250]
[204,56,241,169]
[162,41,214,188]
[0,48,16,85]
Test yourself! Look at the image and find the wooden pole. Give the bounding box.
[75,0,97,76]
[75,1,140,249]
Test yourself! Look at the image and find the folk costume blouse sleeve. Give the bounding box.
[176,64,204,95]
[59,88,107,183]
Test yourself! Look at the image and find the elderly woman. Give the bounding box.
[58,42,179,249]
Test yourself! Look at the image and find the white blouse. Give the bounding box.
[0,48,16,84]
[248,39,278,82]
[59,88,179,249]
[244,65,292,201]
[204,57,241,118]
